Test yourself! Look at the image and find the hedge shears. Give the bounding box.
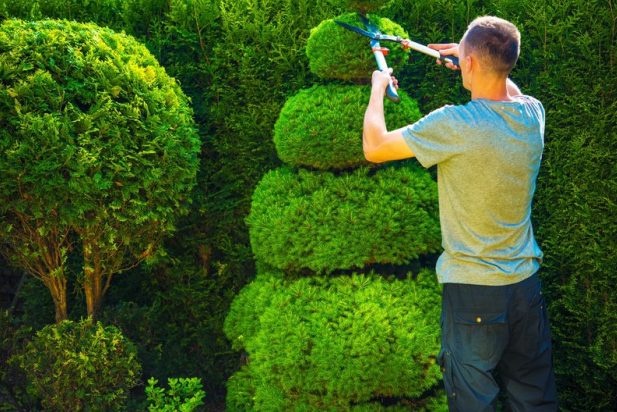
[335,14,460,104]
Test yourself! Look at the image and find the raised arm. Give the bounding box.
[363,69,415,163]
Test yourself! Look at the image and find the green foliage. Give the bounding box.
[0,311,36,411]
[146,377,205,411]
[225,270,443,410]
[306,13,410,81]
[223,269,286,351]
[13,318,141,411]
[344,0,392,14]
[274,85,422,169]
[0,18,200,319]
[205,0,344,290]
[0,0,614,410]
[247,162,440,274]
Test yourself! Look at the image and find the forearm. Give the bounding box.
[363,87,387,155]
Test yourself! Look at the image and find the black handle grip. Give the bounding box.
[440,54,460,67]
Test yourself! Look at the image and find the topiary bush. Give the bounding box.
[225,1,445,408]
[14,318,141,411]
[225,271,443,411]
[274,85,422,169]
[0,18,200,321]
[247,163,440,274]
[306,12,410,81]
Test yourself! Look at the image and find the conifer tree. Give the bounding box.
[224,1,446,409]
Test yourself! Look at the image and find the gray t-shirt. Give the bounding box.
[402,96,545,286]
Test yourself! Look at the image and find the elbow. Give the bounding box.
[363,148,384,163]
[362,130,383,163]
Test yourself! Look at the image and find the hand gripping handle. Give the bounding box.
[373,49,401,104]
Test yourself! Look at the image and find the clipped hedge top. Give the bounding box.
[246,163,441,274]
[0,19,199,232]
[306,13,410,81]
[274,84,421,170]
[224,270,442,405]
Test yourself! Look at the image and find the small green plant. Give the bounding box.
[14,318,141,411]
[146,377,205,412]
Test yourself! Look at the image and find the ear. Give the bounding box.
[465,54,473,74]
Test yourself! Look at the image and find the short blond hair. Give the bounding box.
[462,16,520,75]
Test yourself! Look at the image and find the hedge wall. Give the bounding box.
[1,0,616,409]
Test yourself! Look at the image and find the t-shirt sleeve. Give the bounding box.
[401,105,466,168]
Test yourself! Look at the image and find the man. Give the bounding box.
[363,16,559,411]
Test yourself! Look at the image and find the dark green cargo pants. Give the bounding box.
[439,273,559,411]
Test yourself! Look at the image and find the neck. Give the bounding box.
[470,74,514,102]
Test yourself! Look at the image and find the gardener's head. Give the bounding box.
[459,16,520,88]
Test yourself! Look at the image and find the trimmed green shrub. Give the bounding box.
[227,361,446,412]
[225,270,442,410]
[146,377,205,412]
[0,18,200,321]
[223,270,286,352]
[14,318,141,411]
[225,364,255,412]
[274,85,422,169]
[307,13,410,81]
[246,162,440,274]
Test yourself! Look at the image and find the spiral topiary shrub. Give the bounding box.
[14,319,141,411]
[274,85,422,169]
[225,0,445,408]
[225,270,443,411]
[306,13,410,81]
[246,162,440,274]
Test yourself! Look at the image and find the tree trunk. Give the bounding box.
[84,269,103,322]
[48,275,68,323]
[83,240,104,322]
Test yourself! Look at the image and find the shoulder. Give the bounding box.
[513,94,545,121]
[512,94,545,111]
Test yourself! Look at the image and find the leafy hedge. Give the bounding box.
[274,85,422,169]
[224,270,443,411]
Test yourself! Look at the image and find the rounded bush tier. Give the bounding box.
[274,85,422,170]
[224,271,443,411]
[306,13,410,81]
[246,163,441,274]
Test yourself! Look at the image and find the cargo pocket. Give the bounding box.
[454,310,507,363]
[526,286,548,350]
[438,347,456,405]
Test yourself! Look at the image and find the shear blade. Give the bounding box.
[359,13,381,35]
[334,20,376,39]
